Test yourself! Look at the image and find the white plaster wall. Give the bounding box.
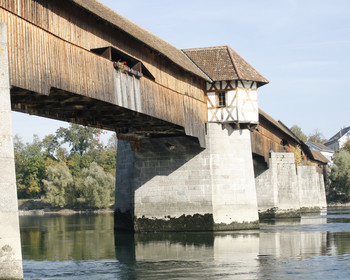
[339,132,350,149]
[236,88,258,123]
[206,80,258,124]
[207,92,216,107]
[238,80,257,89]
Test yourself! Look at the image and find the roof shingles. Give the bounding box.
[183,46,269,85]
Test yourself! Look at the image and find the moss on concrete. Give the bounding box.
[115,212,260,232]
[213,220,259,231]
[134,213,214,232]
[259,207,301,220]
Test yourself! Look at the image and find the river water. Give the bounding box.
[20,207,350,279]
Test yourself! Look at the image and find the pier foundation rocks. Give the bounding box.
[0,23,23,280]
[255,152,327,219]
[115,123,259,232]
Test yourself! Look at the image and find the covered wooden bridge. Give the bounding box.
[0,1,327,279]
[1,0,208,146]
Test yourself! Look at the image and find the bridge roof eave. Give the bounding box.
[69,0,210,82]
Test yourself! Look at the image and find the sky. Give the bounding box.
[12,0,350,143]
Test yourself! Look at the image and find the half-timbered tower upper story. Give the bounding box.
[183,46,269,125]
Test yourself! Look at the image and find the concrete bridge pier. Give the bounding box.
[255,153,301,219]
[0,23,23,280]
[115,123,259,232]
[255,152,327,219]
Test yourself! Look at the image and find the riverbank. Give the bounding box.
[327,202,350,207]
[18,199,114,216]
[18,199,350,217]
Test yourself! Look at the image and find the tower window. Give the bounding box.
[217,92,226,107]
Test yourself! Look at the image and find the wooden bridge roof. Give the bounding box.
[183,46,269,86]
[257,109,328,165]
[70,0,209,81]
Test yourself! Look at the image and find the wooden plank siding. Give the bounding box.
[251,111,321,167]
[0,1,207,146]
[0,0,206,102]
[251,123,285,164]
[0,7,115,100]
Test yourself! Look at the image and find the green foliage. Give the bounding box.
[56,124,102,156]
[43,162,75,208]
[77,162,115,209]
[329,150,350,198]
[14,125,117,209]
[342,140,350,153]
[14,135,48,198]
[289,125,327,144]
[20,214,115,261]
[307,129,326,143]
[294,145,302,166]
[290,125,307,142]
[42,134,59,159]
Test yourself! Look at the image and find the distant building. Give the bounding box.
[306,141,334,165]
[325,127,350,151]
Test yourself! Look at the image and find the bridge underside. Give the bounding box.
[10,87,185,137]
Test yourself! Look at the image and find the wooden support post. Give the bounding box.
[0,23,23,280]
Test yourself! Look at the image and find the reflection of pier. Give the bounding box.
[259,216,328,258]
[115,231,260,278]
[114,221,329,279]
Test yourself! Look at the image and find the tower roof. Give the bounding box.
[183,46,269,86]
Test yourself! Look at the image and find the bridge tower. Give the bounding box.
[115,46,269,231]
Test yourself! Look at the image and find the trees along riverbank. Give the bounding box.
[16,123,350,211]
[15,124,117,211]
[289,125,350,204]
[327,140,350,203]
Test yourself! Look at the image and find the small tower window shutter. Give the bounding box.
[217,92,226,107]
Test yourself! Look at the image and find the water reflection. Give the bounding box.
[20,214,115,261]
[20,208,350,279]
[259,218,328,257]
[115,231,260,279]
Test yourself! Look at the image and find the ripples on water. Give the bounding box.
[20,208,350,279]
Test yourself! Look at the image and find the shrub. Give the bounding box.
[43,162,75,208]
[329,150,350,199]
[77,162,115,209]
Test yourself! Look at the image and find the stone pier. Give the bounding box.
[255,152,327,219]
[0,23,23,280]
[298,166,327,211]
[115,123,259,232]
